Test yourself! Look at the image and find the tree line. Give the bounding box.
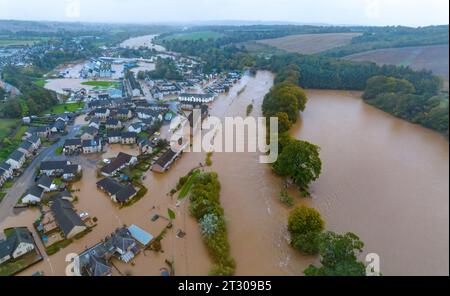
[0,66,58,118]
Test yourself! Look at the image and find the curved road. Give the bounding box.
[0,123,80,223]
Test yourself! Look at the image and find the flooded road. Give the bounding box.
[1,71,448,276]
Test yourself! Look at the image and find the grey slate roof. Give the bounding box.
[9,150,25,162]
[0,228,34,259]
[50,198,86,238]
[37,175,53,188]
[40,160,69,171]
[25,185,44,198]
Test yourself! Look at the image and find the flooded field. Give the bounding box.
[120,34,166,52]
[1,71,448,276]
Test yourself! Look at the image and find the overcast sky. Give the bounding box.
[0,0,448,27]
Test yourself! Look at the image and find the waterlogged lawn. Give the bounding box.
[178,170,201,200]
[81,81,120,88]
[45,102,84,114]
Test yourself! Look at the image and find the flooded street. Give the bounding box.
[1,71,448,276]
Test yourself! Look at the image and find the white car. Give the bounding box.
[79,212,89,219]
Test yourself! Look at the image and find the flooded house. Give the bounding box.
[96,177,137,204]
[50,197,87,239]
[100,152,137,177]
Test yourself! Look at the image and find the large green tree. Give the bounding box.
[304,232,366,276]
[288,205,325,255]
[273,139,322,192]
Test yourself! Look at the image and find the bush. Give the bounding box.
[279,189,294,207]
[189,172,235,275]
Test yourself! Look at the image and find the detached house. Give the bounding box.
[51,119,66,133]
[106,130,122,144]
[121,132,137,145]
[116,108,133,120]
[81,126,99,141]
[100,152,137,177]
[137,137,153,154]
[82,138,102,154]
[0,228,35,264]
[97,178,137,204]
[6,150,26,170]
[25,126,50,139]
[50,197,87,239]
[63,139,82,154]
[94,108,110,121]
[22,185,44,204]
[27,135,41,151]
[37,175,55,192]
[88,118,101,130]
[105,118,122,130]
[18,141,34,157]
[0,162,13,183]
[128,123,144,134]
[40,160,71,176]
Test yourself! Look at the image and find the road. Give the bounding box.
[0,123,80,223]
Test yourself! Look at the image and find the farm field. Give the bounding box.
[0,39,37,47]
[256,32,361,54]
[44,102,85,115]
[344,44,449,83]
[81,81,120,88]
[0,119,18,138]
[163,31,223,41]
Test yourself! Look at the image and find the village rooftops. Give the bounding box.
[19,140,33,151]
[0,162,11,172]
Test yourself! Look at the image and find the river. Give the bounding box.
[1,71,448,276]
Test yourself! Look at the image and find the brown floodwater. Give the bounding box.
[2,71,448,276]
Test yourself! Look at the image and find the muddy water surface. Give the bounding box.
[1,72,448,276]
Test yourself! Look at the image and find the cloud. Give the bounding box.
[0,0,448,26]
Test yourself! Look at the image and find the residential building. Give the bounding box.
[63,138,82,154]
[96,178,137,204]
[106,130,122,144]
[22,185,44,204]
[0,228,35,264]
[82,138,102,154]
[6,150,26,170]
[100,152,137,177]
[80,127,99,141]
[120,132,137,145]
[50,197,87,239]
[105,118,122,130]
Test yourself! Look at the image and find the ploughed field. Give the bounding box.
[344,44,449,84]
[255,32,361,54]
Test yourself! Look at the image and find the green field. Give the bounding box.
[45,102,85,115]
[81,81,120,88]
[163,31,223,41]
[0,39,37,47]
[0,119,18,138]
[33,79,47,87]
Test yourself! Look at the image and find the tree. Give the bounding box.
[288,205,324,255]
[275,112,292,133]
[304,232,366,276]
[273,139,322,192]
[288,205,324,235]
